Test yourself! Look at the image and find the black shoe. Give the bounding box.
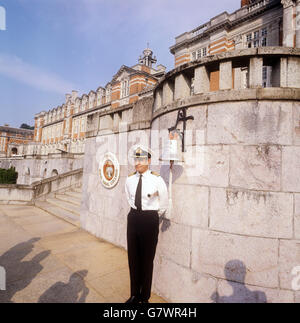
[125,296,140,303]
[139,299,149,303]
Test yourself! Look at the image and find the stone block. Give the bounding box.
[153,257,217,303]
[162,81,174,106]
[287,57,300,88]
[249,57,263,88]
[185,105,207,146]
[279,240,300,290]
[174,74,191,100]
[282,147,300,192]
[191,229,279,288]
[157,222,191,268]
[210,188,293,239]
[99,216,127,249]
[293,103,300,145]
[295,194,300,239]
[194,66,210,94]
[173,145,229,187]
[219,61,233,90]
[229,145,281,191]
[207,101,293,145]
[216,279,294,303]
[171,184,209,228]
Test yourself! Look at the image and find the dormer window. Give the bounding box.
[106,86,111,103]
[121,79,130,98]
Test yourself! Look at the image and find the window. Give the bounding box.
[262,66,267,80]
[261,28,267,37]
[106,87,111,102]
[246,27,268,49]
[192,47,207,61]
[197,49,202,59]
[121,80,129,98]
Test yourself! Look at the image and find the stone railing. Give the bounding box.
[0,168,83,205]
[153,47,300,114]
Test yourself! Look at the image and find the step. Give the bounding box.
[64,190,82,199]
[55,193,81,206]
[46,197,80,216]
[35,200,80,227]
[72,187,82,193]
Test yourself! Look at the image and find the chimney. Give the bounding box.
[71,90,78,102]
[65,93,71,103]
[241,0,250,7]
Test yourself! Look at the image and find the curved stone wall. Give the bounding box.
[151,47,300,303]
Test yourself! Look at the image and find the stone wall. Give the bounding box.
[152,99,299,303]
[0,153,83,185]
[81,47,300,303]
[81,98,153,247]
[0,169,82,205]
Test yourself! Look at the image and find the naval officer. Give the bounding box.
[125,145,168,303]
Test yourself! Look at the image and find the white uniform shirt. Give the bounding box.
[125,169,168,216]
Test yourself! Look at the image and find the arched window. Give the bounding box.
[11,147,18,155]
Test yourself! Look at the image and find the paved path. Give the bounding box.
[0,205,166,303]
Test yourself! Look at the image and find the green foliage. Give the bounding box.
[20,123,34,130]
[0,167,18,184]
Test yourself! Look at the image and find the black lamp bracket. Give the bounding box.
[168,107,194,152]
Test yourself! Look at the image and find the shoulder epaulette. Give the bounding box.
[151,171,160,177]
[128,171,137,177]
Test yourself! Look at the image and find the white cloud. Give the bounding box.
[0,53,76,94]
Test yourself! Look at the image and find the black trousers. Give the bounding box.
[127,208,159,301]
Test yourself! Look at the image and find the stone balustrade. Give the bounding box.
[0,168,83,205]
[154,47,300,112]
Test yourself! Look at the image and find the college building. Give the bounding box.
[0,125,34,158]
[1,0,300,303]
[31,48,165,156]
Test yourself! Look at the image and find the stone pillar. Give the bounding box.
[174,73,191,100]
[249,57,263,88]
[162,81,174,106]
[154,88,163,111]
[296,0,300,48]
[287,57,300,87]
[280,57,288,87]
[281,0,295,47]
[219,61,233,90]
[280,56,300,87]
[194,65,210,94]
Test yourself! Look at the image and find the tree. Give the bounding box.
[20,123,34,130]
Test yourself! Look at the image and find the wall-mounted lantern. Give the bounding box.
[160,107,194,217]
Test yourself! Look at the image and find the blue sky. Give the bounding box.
[0,0,239,128]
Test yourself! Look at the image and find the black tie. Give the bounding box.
[135,174,142,211]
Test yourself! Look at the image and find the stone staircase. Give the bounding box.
[35,186,82,227]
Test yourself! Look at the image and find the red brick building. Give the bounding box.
[0,126,34,157]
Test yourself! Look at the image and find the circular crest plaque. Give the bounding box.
[99,152,120,189]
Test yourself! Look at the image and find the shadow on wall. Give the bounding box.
[38,270,89,303]
[0,237,49,303]
[211,260,267,303]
